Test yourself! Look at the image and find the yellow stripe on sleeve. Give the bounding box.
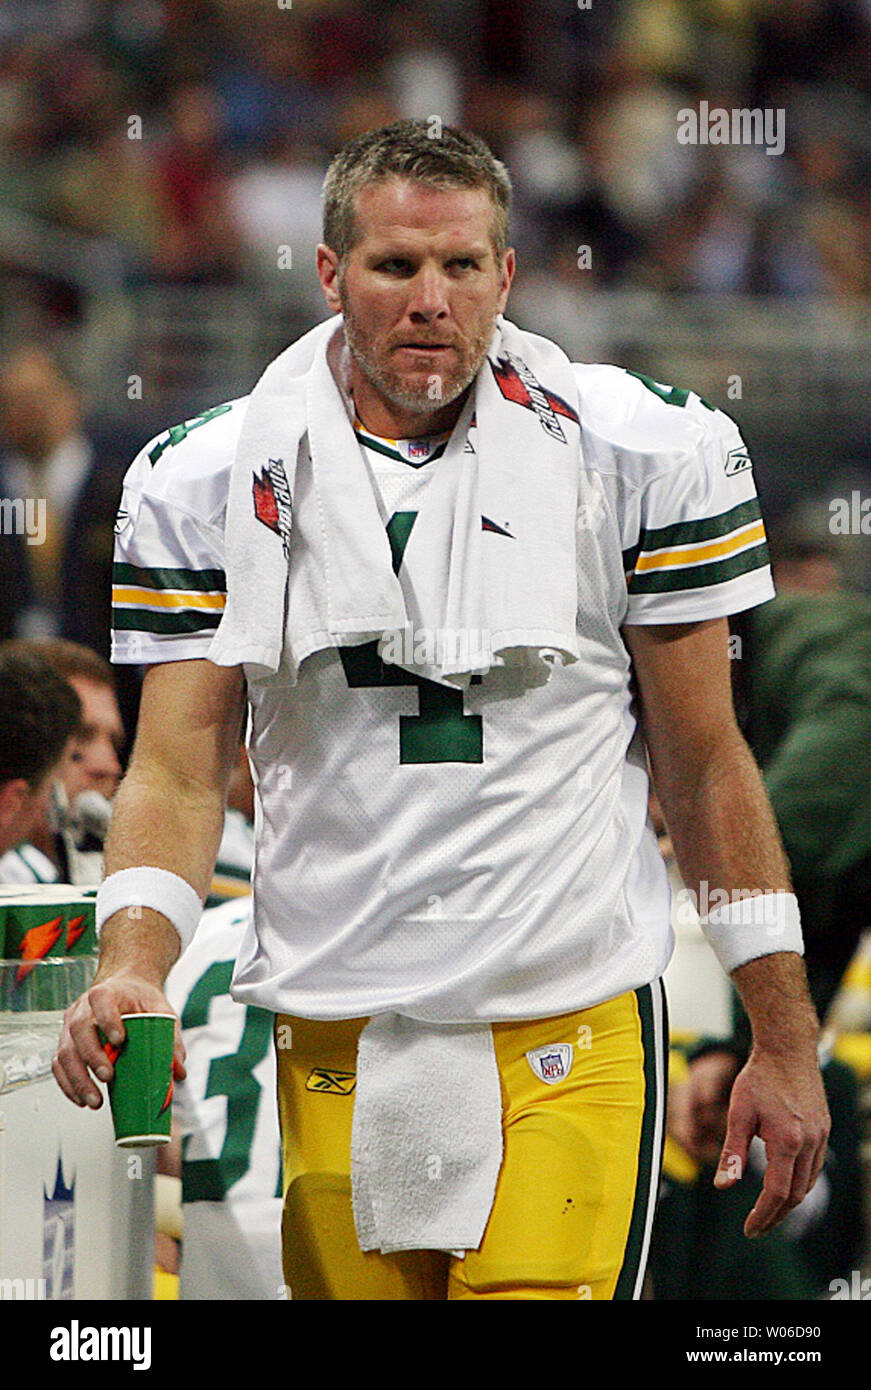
[634,521,766,574]
[112,586,227,611]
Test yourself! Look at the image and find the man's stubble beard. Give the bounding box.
[339,286,495,420]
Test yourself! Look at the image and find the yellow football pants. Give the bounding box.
[276,981,667,1300]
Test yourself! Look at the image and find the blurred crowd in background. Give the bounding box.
[0,0,870,593]
[1,0,871,299]
[0,1,870,533]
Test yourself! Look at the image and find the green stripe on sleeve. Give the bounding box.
[112,608,223,635]
[637,497,762,554]
[113,562,227,592]
[628,539,770,594]
[622,541,641,574]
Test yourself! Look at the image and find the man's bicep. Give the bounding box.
[622,618,742,793]
[130,659,246,796]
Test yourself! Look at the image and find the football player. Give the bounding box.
[53,121,829,1300]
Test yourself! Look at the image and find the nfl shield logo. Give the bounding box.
[407,439,430,460]
[526,1043,573,1085]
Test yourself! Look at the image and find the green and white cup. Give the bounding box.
[106,1013,175,1148]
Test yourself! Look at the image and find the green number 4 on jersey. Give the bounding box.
[339,511,483,765]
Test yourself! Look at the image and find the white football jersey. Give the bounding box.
[0,843,59,884]
[164,898,283,1301]
[112,362,774,1023]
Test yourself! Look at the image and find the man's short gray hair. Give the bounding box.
[322,119,513,260]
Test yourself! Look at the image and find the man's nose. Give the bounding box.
[87,736,122,794]
[407,266,450,320]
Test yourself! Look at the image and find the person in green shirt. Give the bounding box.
[650,532,870,1299]
[734,558,871,1025]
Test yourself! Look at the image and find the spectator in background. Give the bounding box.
[152,83,241,285]
[43,38,169,278]
[650,1032,865,1300]
[0,642,81,858]
[382,10,463,127]
[750,0,871,102]
[650,524,871,1299]
[0,639,124,885]
[213,16,332,154]
[732,532,871,1024]
[36,639,124,797]
[582,62,703,253]
[765,529,844,595]
[53,122,165,278]
[226,128,328,319]
[0,344,129,658]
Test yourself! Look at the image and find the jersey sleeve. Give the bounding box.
[620,390,775,625]
[110,405,242,665]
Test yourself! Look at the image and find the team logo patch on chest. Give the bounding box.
[305,1067,356,1094]
[525,1043,573,1085]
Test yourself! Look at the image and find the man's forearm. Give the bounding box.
[656,728,792,904]
[731,953,819,1058]
[655,728,820,1047]
[96,757,228,985]
[627,621,829,1228]
[96,909,185,988]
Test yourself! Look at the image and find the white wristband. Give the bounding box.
[96,867,204,954]
[699,891,804,977]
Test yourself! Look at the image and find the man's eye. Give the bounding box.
[450,258,478,271]
[376,259,412,274]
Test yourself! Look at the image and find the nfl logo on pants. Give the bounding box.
[526,1044,573,1085]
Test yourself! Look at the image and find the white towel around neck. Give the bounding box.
[208,314,582,689]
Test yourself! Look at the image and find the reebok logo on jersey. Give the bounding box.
[526,1044,573,1085]
[305,1067,356,1094]
[725,447,752,476]
[490,353,579,443]
[252,459,293,556]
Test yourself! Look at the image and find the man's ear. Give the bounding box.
[497,247,516,314]
[316,244,343,314]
